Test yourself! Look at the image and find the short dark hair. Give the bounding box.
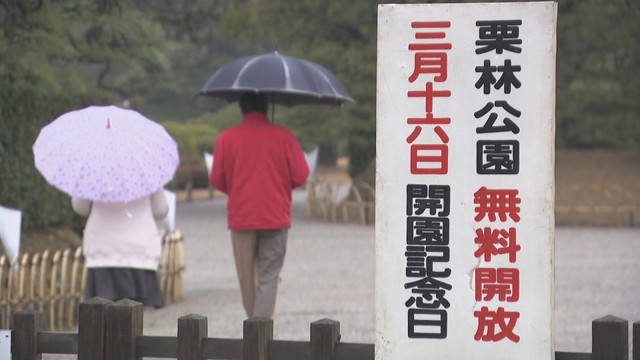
[239,92,268,114]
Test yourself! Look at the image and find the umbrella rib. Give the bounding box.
[318,72,340,96]
[309,63,342,99]
[278,54,295,92]
[232,56,263,89]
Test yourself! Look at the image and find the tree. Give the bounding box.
[4,0,639,229]
[213,0,640,175]
[556,0,640,148]
[0,0,171,228]
[216,0,386,176]
[125,0,245,122]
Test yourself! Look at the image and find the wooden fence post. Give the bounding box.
[593,315,628,360]
[105,299,143,360]
[633,321,640,360]
[78,297,112,360]
[12,309,43,360]
[178,314,208,360]
[311,319,340,360]
[243,317,273,360]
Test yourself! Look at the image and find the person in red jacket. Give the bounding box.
[210,92,310,319]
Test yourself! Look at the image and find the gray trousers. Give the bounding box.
[231,229,288,319]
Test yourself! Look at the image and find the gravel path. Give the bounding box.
[141,189,640,354]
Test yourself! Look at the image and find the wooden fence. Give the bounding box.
[0,230,184,331]
[306,180,375,225]
[158,230,185,304]
[10,298,640,360]
[0,247,85,331]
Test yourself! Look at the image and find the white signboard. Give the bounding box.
[0,330,9,360]
[0,206,21,262]
[305,146,319,176]
[204,151,213,175]
[162,189,177,233]
[376,3,556,360]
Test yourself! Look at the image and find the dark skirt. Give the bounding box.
[84,268,165,308]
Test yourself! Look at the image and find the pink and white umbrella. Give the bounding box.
[33,105,180,203]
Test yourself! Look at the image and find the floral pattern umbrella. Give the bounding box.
[33,105,179,203]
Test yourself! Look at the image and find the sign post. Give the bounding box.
[376,2,557,359]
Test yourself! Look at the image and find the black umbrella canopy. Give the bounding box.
[198,52,355,107]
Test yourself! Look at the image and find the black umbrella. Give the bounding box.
[198,52,354,107]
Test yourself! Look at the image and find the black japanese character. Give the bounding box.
[408,309,448,339]
[474,101,521,134]
[407,217,450,245]
[476,20,523,54]
[406,184,451,216]
[477,140,520,175]
[476,59,522,94]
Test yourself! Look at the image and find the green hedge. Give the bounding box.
[0,81,106,230]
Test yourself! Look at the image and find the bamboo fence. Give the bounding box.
[158,230,185,304]
[306,180,375,225]
[0,230,184,330]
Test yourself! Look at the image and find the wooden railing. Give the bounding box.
[0,230,184,330]
[10,298,640,360]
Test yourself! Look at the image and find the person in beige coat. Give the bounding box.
[72,188,168,308]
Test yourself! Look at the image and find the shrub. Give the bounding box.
[0,81,108,230]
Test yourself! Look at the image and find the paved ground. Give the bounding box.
[144,189,375,343]
[139,189,640,355]
[39,188,640,360]
[555,226,640,354]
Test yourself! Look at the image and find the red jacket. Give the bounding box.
[210,112,310,230]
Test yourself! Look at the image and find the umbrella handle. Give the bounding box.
[270,94,276,123]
